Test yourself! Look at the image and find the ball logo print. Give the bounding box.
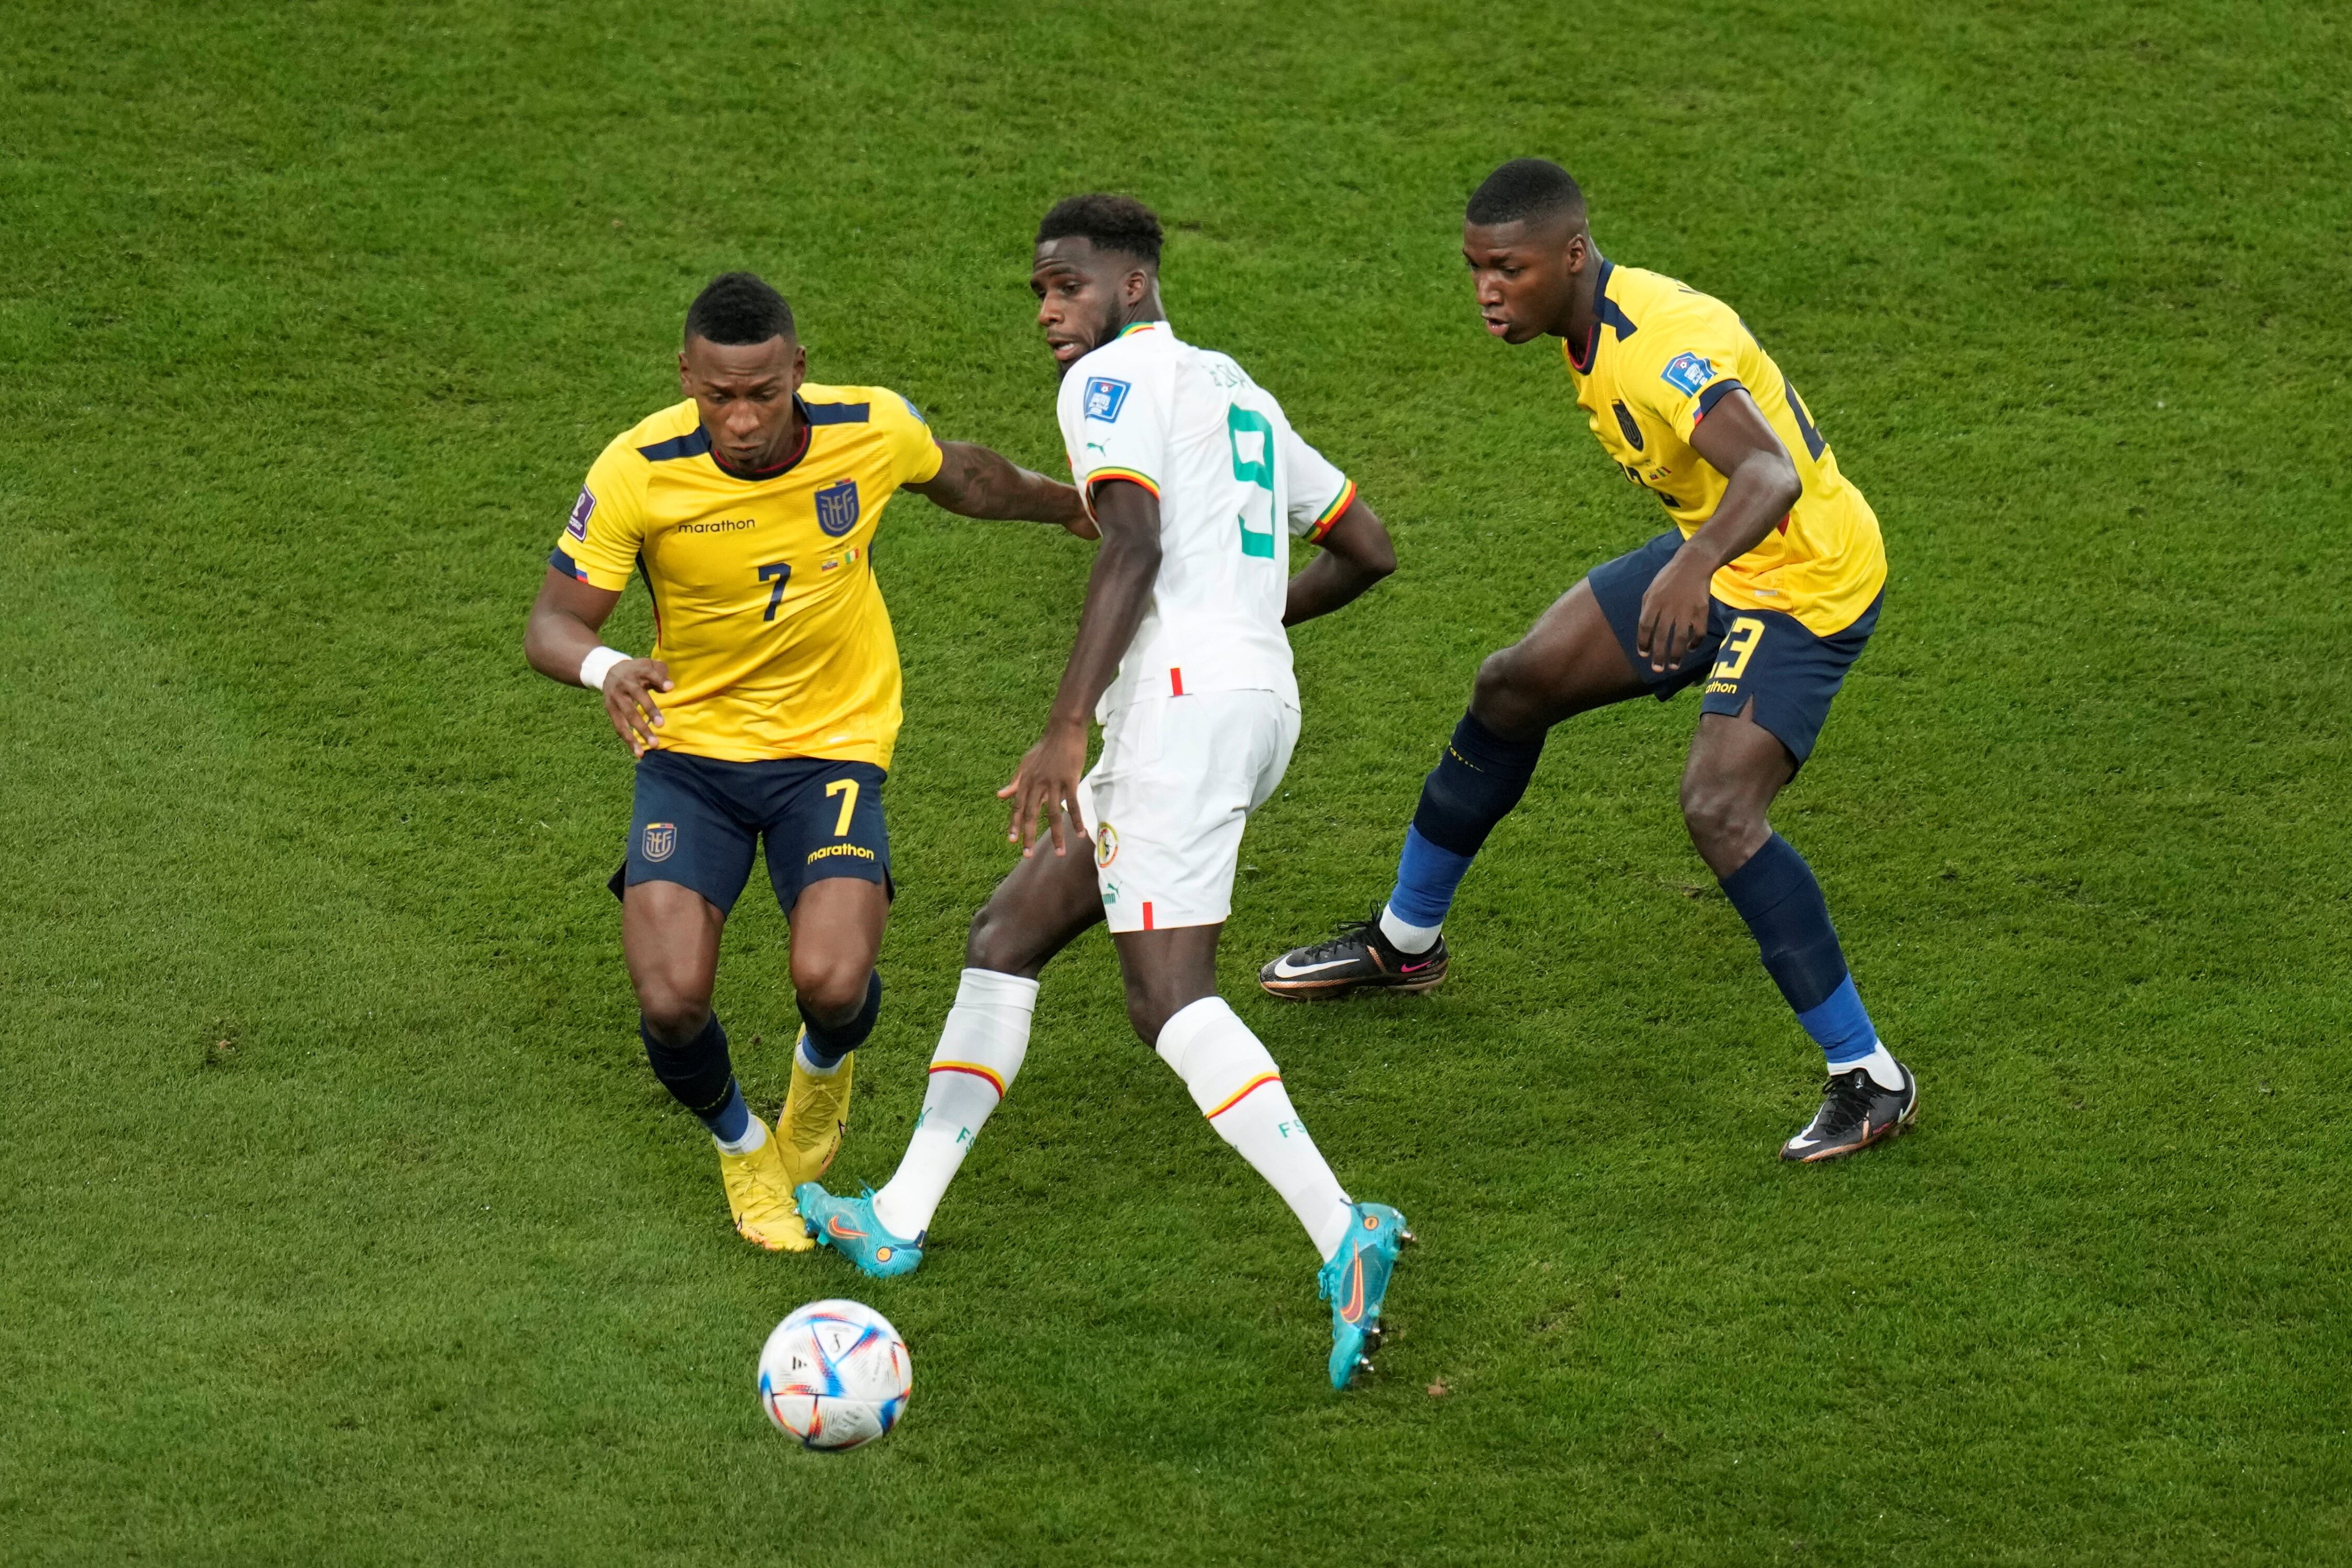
[641,822,677,862]
[758,1299,912,1451]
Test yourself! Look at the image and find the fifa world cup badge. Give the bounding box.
[1083,377,1131,422]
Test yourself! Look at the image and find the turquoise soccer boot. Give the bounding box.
[1320,1201,1413,1389]
[796,1184,925,1279]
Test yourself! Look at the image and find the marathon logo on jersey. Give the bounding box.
[1083,377,1131,423]
[641,822,677,863]
[814,479,860,537]
[1661,352,1717,397]
[567,486,597,540]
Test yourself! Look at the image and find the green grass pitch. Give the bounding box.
[4,1,2348,1561]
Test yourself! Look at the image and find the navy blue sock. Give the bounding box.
[1717,834,1880,1065]
[1388,712,1546,927]
[798,969,882,1072]
[640,1012,750,1140]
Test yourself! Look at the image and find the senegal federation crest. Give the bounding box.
[814,479,860,537]
[641,822,677,862]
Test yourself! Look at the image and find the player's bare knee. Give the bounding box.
[1123,989,1177,1047]
[636,984,711,1045]
[962,902,1011,973]
[1466,650,1533,736]
[1470,648,1519,713]
[963,900,1036,977]
[1680,773,1765,869]
[790,958,871,1024]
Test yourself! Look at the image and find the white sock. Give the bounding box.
[870,969,1039,1240]
[1377,903,1442,956]
[1839,1042,1906,1092]
[795,1034,848,1077]
[714,1116,767,1156]
[1156,996,1355,1261]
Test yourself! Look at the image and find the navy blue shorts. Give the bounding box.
[1587,531,1881,763]
[608,751,892,916]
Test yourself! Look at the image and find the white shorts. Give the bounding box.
[1076,689,1300,933]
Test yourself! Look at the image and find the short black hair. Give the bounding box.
[1036,193,1164,266]
[684,272,795,346]
[1465,159,1586,228]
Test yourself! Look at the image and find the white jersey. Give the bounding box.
[1055,320,1356,720]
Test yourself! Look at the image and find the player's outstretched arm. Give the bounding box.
[1282,497,1396,628]
[523,567,674,757]
[1634,390,1803,672]
[998,479,1161,858]
[907,441,1098,538]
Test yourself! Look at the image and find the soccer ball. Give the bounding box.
[757,1299,912,1450]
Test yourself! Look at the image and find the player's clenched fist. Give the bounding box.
[600,658,673,757]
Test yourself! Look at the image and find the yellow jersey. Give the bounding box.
[1563,261,1886,637]
[553,386,944,766]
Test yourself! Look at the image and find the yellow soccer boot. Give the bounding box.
[717,1115,813,1252]
[776,1031,854,1192]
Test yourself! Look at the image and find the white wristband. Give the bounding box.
[578,645,630,693]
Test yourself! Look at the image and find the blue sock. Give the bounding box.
[1797,977,1880,1067]
[798,969,883,1073]
[1716,834,1880,1065]
[701,1081,752,1143]
[640,1012,750,1138]
[1388,712,1545,927]
[1388,827,1471,927]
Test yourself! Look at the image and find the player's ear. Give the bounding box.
[677,349,692,395]
[789,340,807,389]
